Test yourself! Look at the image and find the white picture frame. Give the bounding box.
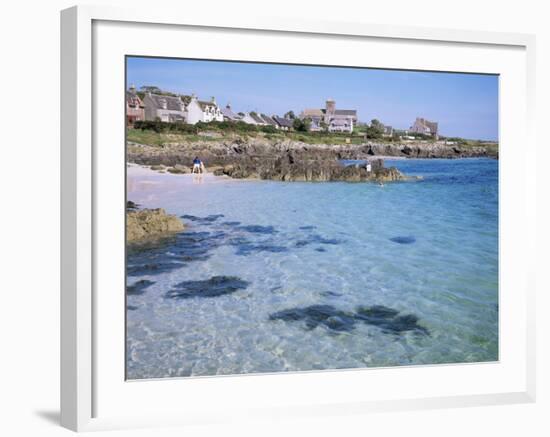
[61,5,536,432]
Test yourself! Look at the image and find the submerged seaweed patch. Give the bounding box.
[165,276,250,299]
[127,279,155,295]
[295,234,341,248]
[237,224,277,235]
[269,304,429,336]
[181,214,225,223]
[126,230,227,276]
[320,290,343,298]
[389,236,416,245]
[270,305,357,332]
[222,221,241,226]
[127,261,185,277]
[355,305,429,335]
[233,241,289,256]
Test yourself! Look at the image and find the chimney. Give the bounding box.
[211,96,217,105]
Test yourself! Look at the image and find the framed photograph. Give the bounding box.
[61,5,536,432]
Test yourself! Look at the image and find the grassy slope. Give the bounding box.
[126,128,499,152]
[128,128,381,146]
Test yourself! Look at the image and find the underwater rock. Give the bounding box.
[269,305,357,332]
[237,224,277,234]
[126,279,155,295]
[127,261,185,277]
[354,305,429,335]
[295,234,341,247]
[181,214,225,223]
[270,304,429,336]
[232,241,288,256]
[166,276,250,299]
[389,236,416,245]
[222,221,241,226]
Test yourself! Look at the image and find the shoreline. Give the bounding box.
[127,138,497,182]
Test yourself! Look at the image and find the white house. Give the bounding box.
[185,95,224,124]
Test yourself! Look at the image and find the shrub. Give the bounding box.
[260,125,278,134]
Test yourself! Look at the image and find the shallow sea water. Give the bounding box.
[126,158,498,379]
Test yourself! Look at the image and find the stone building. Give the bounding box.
[143,92,186,122]
[126,85,145,126]
[410,117,439,139]
[300,99,357,133]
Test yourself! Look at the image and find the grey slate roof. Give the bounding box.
[250,113,266,124]
[334,109,357,117]
[260,114,277,126]
[330,118,351,127]
[198,100,217,110]
[221,106,241,120]
[147,93,184,111]
[273,116,293,128]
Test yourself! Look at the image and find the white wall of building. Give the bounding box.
[185,97,224,124]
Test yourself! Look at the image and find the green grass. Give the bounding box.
[127,127,370,146]
[127,129,222,145]
[126,128,498,152]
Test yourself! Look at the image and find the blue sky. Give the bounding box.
[127,57,499,140]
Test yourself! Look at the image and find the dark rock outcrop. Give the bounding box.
[213,155,405,182]
[128,137,494,182]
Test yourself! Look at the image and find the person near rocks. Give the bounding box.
[192,157,203,174]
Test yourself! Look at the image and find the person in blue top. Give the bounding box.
[192,157,202,174]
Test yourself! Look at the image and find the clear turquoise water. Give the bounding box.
[126,158,498,379]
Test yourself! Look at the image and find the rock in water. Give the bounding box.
[166,276,250,299]
[389,236,416,244]
[127,208,185,242]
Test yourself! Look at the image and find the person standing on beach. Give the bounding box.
[192,157,201,174]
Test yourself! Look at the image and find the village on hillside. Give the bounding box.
[126,85,447,142]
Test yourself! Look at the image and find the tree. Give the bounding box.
[140,85,162,94]
[366,119,385,139]
[284,110,296,120]
[293,117,311,132]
